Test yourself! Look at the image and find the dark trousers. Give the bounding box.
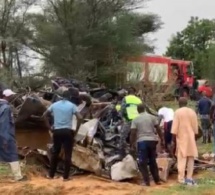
[137,141,160,185]
[49,129,74,179]
[164,121,173,150]
[200,118,211,137]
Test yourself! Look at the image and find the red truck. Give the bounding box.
[127,55,195,98]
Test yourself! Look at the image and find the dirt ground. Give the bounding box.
[2,100,215,195]
[0,161,179,195]
[0,174,164,195]
[2,171,215,195]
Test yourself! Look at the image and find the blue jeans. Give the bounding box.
[137,141,159,185]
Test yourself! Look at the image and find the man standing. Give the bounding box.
[196,91,212,143]
[171,97,198,186]
[130,104,164,186]
[43,90,82,181]
[210,103,215,154]
[157,106,174,151]
[0,89,26,181]
[119,87,142,158]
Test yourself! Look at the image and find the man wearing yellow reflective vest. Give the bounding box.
[119,87,142,158]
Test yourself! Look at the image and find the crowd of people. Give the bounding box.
[119,87,199,186]
[0,86,213,188]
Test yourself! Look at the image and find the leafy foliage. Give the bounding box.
[205,45,215,81]
[165,17,215,78]
[25,0,161,87]
[0,0,161,88]
[0,0,37,80]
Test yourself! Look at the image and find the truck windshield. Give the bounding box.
[187,62,194,76]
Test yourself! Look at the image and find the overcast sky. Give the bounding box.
[30,0,215,63]
[144,0,215,55]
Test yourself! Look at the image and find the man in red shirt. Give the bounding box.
[198,81,212,98]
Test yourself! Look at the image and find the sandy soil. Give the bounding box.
[0,174,175,195]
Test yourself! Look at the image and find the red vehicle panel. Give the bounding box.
[127,55,194,86]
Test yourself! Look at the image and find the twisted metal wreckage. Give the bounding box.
[4,77,215,182]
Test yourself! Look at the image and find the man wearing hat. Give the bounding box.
[0,89,26,181]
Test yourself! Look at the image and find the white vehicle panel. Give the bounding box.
[148,63,168,83]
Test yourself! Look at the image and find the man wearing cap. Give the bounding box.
[43,90,82,181]
[0,89,26,181]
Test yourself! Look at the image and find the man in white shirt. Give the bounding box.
[158,106,174,151]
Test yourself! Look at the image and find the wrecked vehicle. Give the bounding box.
[14,94,174,182]
[5,77,203,183]
[1,83,170,182]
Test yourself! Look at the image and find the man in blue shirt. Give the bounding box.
[196,91,212,144]
[43,90,82,181]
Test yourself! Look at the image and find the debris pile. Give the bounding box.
[201,153,215,163]
[2,77,210,182]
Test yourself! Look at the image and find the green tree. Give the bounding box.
[165,17,215,78]
[0,0,37,82]
[205,44,215,81]
[26,0,161,87]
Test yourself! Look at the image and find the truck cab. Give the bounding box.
[126,55,196,99]
[169,59,195,98]
[170,59,194,88]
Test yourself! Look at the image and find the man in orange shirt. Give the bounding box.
[171,97,198,186]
